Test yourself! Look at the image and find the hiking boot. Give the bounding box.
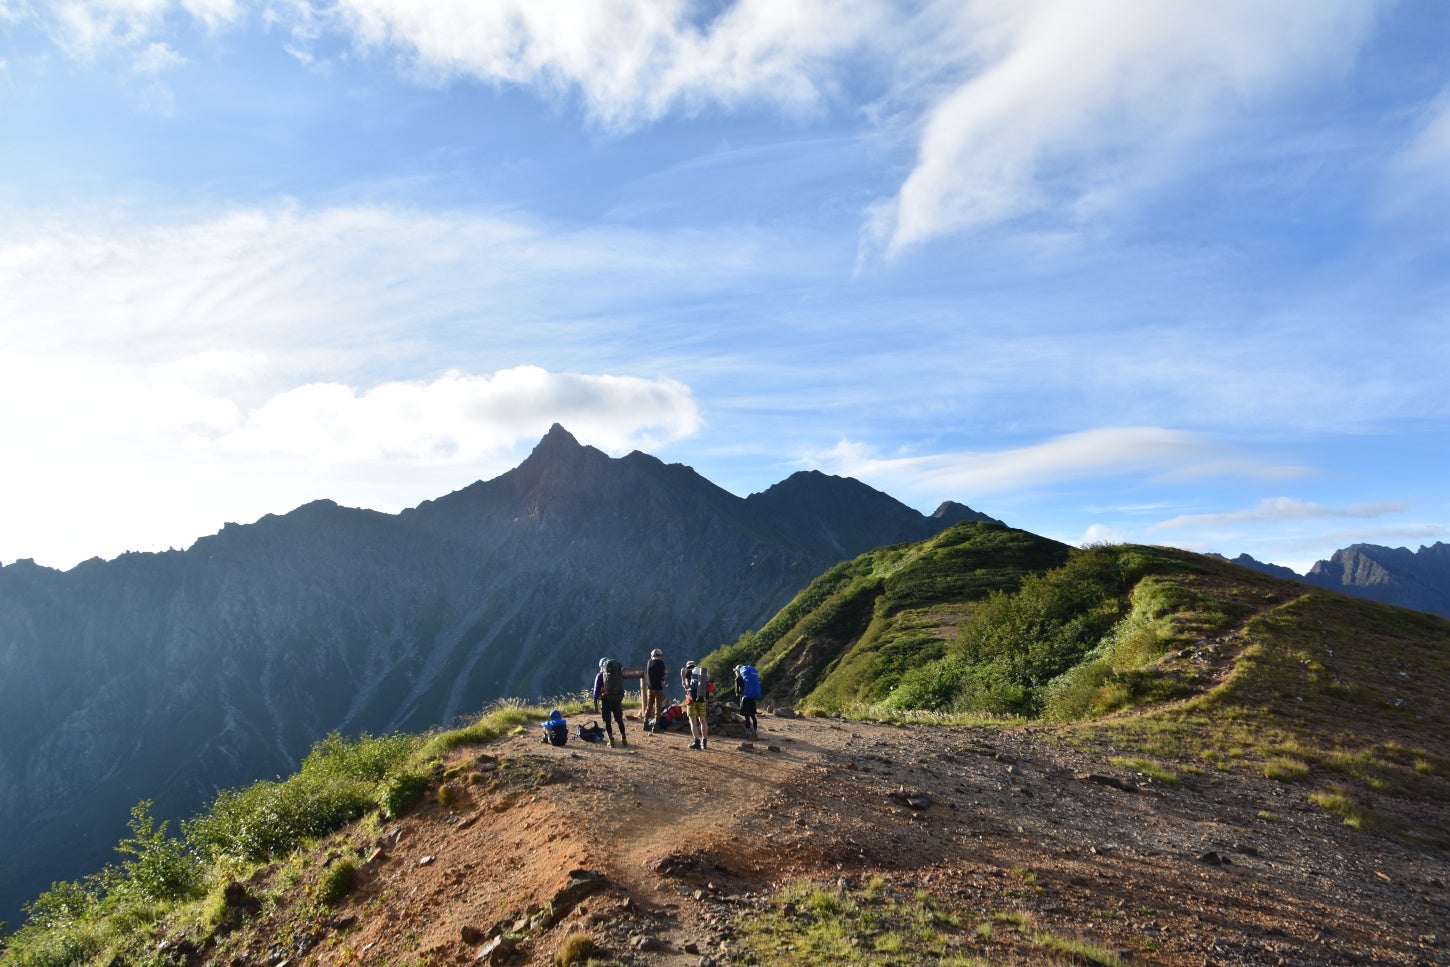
[608,737,616,748]
[701,739,708,749]
[688,740,701,750]
[620,737,628,747]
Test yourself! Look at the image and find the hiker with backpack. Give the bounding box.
[682,659,711,750]
[593,657,628,748]
[644,648,667,733]
[734,664,762,739]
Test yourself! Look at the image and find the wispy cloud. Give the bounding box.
[15,1,1400,257]
[1151,497,1409,532]
[870,0,1382,254]
[809,427,1305,497]
[42,0,240,63]
[1276,524,1450,554]
[0,200,780,373]
[1382,81,1450,217]
[326,0,886,131]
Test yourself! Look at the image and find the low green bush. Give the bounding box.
[318,857,357,906]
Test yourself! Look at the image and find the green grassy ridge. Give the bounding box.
[705,525,1192,717]
[705,521,1071,706]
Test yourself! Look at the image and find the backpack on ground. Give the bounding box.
[577,721,606,743]
[739,664,762,700]
[602,658,624,697]
[654,702,685,731]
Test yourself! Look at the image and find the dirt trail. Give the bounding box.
[210,710,1449,967]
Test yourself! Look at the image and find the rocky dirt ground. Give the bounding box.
[209,708,1449,967]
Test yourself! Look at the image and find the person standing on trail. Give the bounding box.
[683,660,711,750]
[593,657,628,748]
[644,648,667,732]
[734,664,761,740]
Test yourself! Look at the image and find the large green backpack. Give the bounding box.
[602,658,624,697]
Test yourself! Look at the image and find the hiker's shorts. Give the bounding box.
[687,699,707,719]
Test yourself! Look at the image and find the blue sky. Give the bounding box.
[2,1,1447,574]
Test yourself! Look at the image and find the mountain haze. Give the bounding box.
[0,425,985,929]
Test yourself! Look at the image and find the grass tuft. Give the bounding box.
[553,932,600,966]
[318,857,356,906]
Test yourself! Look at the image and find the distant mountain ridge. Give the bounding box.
[1219,542,1450,619]
[0,425,994,927]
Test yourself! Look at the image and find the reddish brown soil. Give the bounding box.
[204,711,1449,967]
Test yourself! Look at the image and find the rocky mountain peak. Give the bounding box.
[931,500,999,525]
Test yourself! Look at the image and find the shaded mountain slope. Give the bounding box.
[1302,541,1450,618]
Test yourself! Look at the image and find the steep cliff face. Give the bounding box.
[0,425,985,925]
[1303,542,1450,618]
[1218,545,1450,621]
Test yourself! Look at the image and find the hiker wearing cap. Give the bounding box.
[593,657,628,748]
[644,648,668,732]
[683,660,711,750]
[540,709,568,747]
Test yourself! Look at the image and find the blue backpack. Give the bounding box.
[739,665,762,700]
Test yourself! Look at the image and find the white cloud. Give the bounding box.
[1079,522,1132,547]
[212,367,700,464]
[809,427,1301,496]
[1151,497,1410,531]
[325,0,883,131]
[0,361,700,570]
[870,0,1381,254]
[132,39,185,74]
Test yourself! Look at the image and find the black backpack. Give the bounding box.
[602,658,624,697]
[577,721,606,743]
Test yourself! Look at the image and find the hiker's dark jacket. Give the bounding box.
[647,657,666,690]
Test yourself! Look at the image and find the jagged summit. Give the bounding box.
[527,422,588,458]
[931,499,999,525]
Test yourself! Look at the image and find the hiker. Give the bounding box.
[734,663,762,739]
[683,659,711,750]
[644,648,667,731]
[540,709,568,746]
[593,657,627,747]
